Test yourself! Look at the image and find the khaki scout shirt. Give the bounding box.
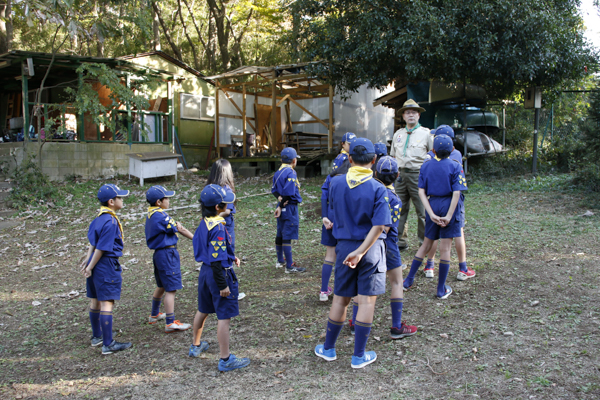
[390,125,433,170]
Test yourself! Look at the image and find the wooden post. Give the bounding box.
[78,72,84,141]
[242,84,247,157]
[167,80,174,150]
[21,64,29,144]
[270,71,277,155]
[215,79,220,159]
[328,84,334,152]
[126,74,132,144]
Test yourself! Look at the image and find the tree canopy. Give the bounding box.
[291,0,598,98]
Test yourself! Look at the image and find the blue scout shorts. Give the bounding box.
[334,239,386,297]
[86,257,122,301]
[459,201,466,229]
[153,247,183,292]
[276,204,299,240]
[425,197,462,240]
[385,236,402,271]
[320,224,336,247]
[197,265,239,320]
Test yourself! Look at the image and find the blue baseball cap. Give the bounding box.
[376,156,398,175]
[433,124,455,139]
[98,184,129,202]
[342,132,357,143]
[434,135,454,153]
[374,142,388,156]
[281,147,298,163]
[146,185,175,204]
[200,184,235,207]
[349,138,375,155]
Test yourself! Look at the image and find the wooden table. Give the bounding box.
[126,152,181,186]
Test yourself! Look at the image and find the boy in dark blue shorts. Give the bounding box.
[272,147,305,273]
[403,135,468,299]
[421,125,475,280]
[80,184,132,355]
[314,138,391,369]
[145,185,194,333]
[189,185,250,372]
[375,156,418,339]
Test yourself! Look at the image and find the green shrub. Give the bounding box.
[10,156,59,209]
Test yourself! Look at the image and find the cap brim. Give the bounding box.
[222,191,236,204]
[163,190,176,197]
[116,189,130,197]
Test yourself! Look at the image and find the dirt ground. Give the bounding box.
[0,172,599,400]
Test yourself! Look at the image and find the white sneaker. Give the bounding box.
[424,268,434,278]
[148,312,166,324]
[238,292,246,300]
[319,286,333,302]
[275,262,285,269]
[165,320,191,333]
[401,263,407,270]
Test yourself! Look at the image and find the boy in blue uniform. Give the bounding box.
[375,156,418,339]
[332,132,356,170]
[403,136,468,299]
[189,185,250,371]
[80,184,132,355]
[421,125,475,280]
[145,185,194,333]
[272,147,305,273]
[314,138,391,369]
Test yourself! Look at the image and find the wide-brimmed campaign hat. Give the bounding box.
[398,99,425,114]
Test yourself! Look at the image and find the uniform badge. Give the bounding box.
[221,246,226,251]
[214,245,220,251]
[212,252,219,258]
[384,197,389,202]
[211,241,216,245]
[217,241,223,246]
[217,236,224,241]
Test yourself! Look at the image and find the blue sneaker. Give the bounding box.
[314,344,337,361]
[351,351,377,369]
[91,336,103,347]
[101,340,132,355]
[188,342,210,357]
[218,354,250,371]
[437,284,453,299]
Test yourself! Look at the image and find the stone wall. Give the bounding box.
[0,141,172,180]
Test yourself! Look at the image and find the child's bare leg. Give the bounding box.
[192,311,208,346]
[329,295,352,322]
[455,228,466,263]
[217,319,231,359]
[405,238,435,287]
[320,246,336,294]
[388,268,404,299]
[355,294,377,323]
[152,287,165,300]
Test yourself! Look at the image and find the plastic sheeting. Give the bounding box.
[217,84,395,147]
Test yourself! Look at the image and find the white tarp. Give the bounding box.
[217,84,395,147]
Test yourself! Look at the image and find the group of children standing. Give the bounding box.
[80,124,473,371]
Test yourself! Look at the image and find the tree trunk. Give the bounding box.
[0,0,13,53]
[152,0,183,60]
[182,0,209,70]
[177,0,200,70]
[152,0,161,51]
[206,0,230,71]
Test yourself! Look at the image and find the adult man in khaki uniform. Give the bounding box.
[390,99,433,250]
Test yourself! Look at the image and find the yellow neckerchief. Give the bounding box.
[204,216,226,231]
[346,166,373,189]
[386,183,395,190]
[98,206,124,240]
[147,206,164,219]
[279,163,292,171]
[340,149,349,156]
[434,156,441,161]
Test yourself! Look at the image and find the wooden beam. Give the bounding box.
[270,70,277,155]
[242,84,247,157]
[276,94,291,107]
[221,87,256,132]
[220,113,255,121]
[372,87,407,107]
[291,119,333,124]
[288,96,329,130]
[215,79,220,158]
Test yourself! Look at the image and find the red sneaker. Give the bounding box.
[390,321,418,339]
[457,268,476,281]
[348,319,355,335]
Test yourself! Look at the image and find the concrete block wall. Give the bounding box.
[0,142,171,180]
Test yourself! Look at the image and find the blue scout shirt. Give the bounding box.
[332,150,349,171]
[321,174,333,219]
[426,149,462,163]
[145,207,178,250]
[384,185,402,239]
[328,166,391,241]
[87,210,124,258]
[418,157,468,217]
[193,217,234,268]
[272,164,303,204]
